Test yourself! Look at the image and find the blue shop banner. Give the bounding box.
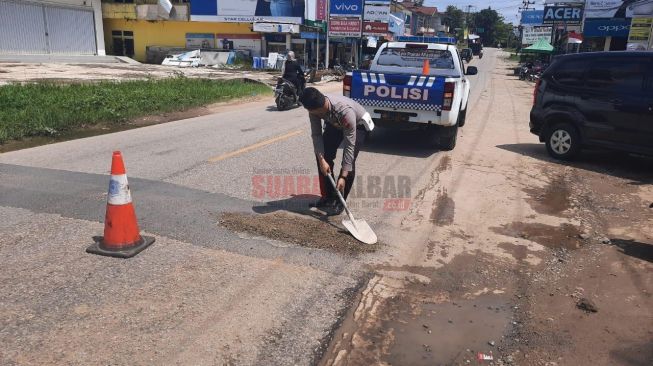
[350,71,446,112]
[584,18,631,37]
[521,10,544,26]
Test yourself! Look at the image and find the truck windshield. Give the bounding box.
[377,48,455,69]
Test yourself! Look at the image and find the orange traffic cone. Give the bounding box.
[422,59,430,75]
[87,151,155,258]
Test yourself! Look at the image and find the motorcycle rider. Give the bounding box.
[281,51,305,95]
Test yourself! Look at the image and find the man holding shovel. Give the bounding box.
[299,87,373,215]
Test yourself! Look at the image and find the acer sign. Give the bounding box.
[330,0,364,16]
[543,5,584,25]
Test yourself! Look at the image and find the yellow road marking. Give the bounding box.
[207,129,304,163]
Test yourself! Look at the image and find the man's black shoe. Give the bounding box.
[309,196,334,209]
[328,201,345,216]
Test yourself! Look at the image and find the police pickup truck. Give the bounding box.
[343,36,477,150]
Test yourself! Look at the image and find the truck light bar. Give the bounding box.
[394,36,457,45]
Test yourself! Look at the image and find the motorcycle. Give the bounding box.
[478,50,484,59]
[275,78,300,111]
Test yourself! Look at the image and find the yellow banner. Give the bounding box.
[628,17,653,42]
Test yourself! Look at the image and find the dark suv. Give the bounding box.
[530,52,653,160]
[461,48,473,63]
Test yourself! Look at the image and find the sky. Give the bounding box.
[425,0,547,25]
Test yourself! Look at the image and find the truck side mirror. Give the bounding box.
[466,66,478,75]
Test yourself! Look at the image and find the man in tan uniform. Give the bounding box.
[299,87,372,214]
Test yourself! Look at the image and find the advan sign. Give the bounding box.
[543,5,584,25]
[363,1,390,22]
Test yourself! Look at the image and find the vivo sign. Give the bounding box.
[330,0,364,16]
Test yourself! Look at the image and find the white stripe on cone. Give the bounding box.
[107,174,132,205]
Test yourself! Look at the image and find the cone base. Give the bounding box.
[86,235,155,258]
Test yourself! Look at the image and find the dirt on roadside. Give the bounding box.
[219,212,379,255]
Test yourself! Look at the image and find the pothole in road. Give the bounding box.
[385,294,511,365]
[219,212,378,255]
[491,222,582,250]
[524,176,571,216]
[321,253,519,366]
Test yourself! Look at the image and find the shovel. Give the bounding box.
[327,175,378,245]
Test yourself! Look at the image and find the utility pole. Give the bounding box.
[465,5,472,46]
[517,0,535,51]
[326,0,330,69]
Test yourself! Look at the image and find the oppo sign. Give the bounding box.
[598,25,629,31]
[584,19,631,37]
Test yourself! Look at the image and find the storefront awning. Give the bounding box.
[523,38,554,53]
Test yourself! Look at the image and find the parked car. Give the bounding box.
[530,52,653,160]
[461,48,473,63]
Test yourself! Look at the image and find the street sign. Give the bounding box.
[305,19,327,32]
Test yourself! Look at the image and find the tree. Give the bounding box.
[471,7,503,46]
[444,5,465,38]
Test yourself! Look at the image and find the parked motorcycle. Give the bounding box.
[275,78,300,111]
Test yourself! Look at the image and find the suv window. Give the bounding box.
[377,48,455,69]
[586,58,649,93]
[551,59,586,86]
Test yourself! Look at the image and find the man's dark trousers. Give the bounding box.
[317,124,367,200]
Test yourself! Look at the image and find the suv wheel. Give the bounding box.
[545,122,580,160]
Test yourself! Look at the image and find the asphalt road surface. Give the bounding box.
[1,49,651,366]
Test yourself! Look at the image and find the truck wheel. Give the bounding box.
[545,122,580,160]
[439,124,458,151]
[429,125,458,150]
[458,107,467,128]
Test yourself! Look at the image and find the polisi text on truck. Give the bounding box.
[363,85,429,101]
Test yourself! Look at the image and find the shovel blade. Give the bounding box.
[342,219,377,245]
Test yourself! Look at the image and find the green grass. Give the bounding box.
[508,53,520,61]
[0,78,272,143]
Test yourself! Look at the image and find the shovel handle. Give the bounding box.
[326,175,357,227]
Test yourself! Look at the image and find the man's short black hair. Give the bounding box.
[299,87,325,110]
